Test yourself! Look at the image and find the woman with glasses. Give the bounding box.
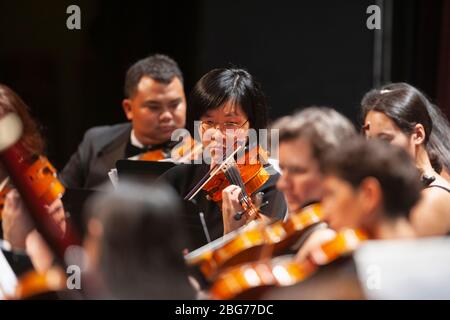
[160,68,287,250]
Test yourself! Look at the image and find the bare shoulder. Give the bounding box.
[422,184,450,205]
[411,187,450,236]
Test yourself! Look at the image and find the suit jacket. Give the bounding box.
[60,123,132,190]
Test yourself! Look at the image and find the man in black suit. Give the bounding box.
[60,54,187,189]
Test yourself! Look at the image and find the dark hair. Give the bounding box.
[271,106,356,164]
[0,84,44,155]
[124,54,183,98]
[321,137,422,219]
[84,181,194,299]
[425,102,450,174]
[187,68,268,134]
[361,82,450,173]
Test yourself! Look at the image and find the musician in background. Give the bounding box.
[270,107,356,258]
[361,83,450,236]
[272,107,356,213]
[160,68,287,249]
[265,138,422,299]
[0,84,65,277]
[60,54,187,190]
[320,138,421,239]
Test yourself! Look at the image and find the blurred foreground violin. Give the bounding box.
[209,228,368,299]
[185,203,324,281]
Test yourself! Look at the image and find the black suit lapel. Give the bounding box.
[86,125,131,188]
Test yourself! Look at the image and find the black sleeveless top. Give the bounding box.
[426,185,450,193]
[421,175,450,193]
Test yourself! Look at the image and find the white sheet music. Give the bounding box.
[108,168,119,188]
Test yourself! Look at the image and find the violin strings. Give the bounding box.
[185,146,243,201]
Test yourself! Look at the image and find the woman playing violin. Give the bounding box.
[160,68,287,249]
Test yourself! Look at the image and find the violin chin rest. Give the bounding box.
[0,113,23,152]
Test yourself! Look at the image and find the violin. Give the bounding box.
[185,143,270,223]
[308,228,369,266]
[138,149,166,161]
[0,183,12,221]
[209,228,368,299]
[271,202,324,253]
[210,254,316,300]
[139,135,202,163]
[202,144,269,202]
[185,203,324,281]
[0,112,82,299]
[13,267,67,299]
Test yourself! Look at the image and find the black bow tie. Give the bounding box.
[125,140,176,158]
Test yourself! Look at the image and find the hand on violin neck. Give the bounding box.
[294,227,337,264]
[44,198,67,236]
[221,185,248,234]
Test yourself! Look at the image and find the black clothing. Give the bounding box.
[60,123,132,189]
[160,163,287,250]
[426,184,450,193]
[60,122,180,190]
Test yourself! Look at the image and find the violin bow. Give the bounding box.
[0,177,9,193]
[184,145,244,201]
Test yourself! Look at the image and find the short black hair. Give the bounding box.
[124,54,183,98]
[187,68,268,134]
[321,137,422,219]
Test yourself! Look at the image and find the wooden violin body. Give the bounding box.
[202,145,269,203]
[208,228,368,299]
[13,268,66,299]
[185,203,324,281]
[210,255,316,300]
[309,228,368,266]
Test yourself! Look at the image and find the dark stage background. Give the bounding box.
[0,0,449,169]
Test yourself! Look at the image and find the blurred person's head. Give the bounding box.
[0,84,44,180]
[321,138,421,239]
[83,181,195,299]
[272,107,356,212]
[122,54,186,146]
